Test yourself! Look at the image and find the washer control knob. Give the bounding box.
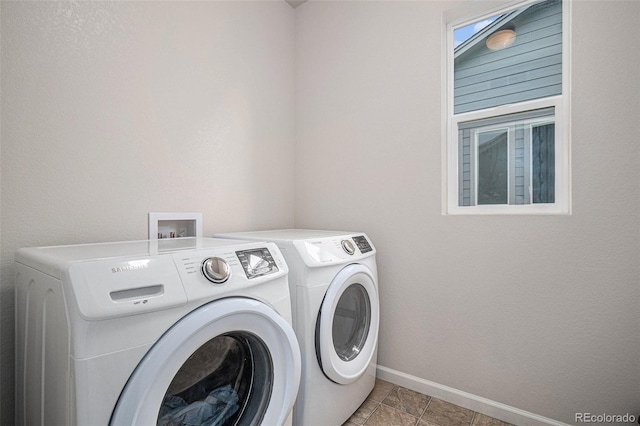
[202,257,231,284]
[341,239,356,255]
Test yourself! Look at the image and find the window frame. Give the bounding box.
[443,0,571,215]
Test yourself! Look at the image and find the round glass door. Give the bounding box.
[111,298,301,426]
[317,264,379,385]
[333,284,371,362]
[158,332,272,426]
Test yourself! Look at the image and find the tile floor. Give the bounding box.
[343,379,513,426]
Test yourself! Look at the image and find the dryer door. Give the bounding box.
[317,264,379,385]
[110,298,301,426]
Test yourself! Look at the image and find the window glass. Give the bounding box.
[477,129,509,205]
[454,0,563,114]
[532,123,555,203]
[458,109,555,207]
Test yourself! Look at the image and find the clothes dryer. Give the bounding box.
[215,230,379,426]
[15,237,301,426]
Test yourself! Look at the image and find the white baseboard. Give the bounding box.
[376,365,569,426]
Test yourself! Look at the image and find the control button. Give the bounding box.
[202,257,231,284]
[341,239,356,255]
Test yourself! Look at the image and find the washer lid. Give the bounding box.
[110,297,301,426]
[317,264,379,385]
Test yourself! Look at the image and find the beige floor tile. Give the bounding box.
[367,379,396,402]
[418,422,441,426]
[347,399,380,425]
[345,382,511,426]
[365,403,419,426]
[421,398,474,426]
[382,386,431,417]
[471,413,513,426]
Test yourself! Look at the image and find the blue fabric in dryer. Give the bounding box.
[158,385,240,426]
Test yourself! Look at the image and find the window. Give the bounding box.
[459,108,555,206]
[445,0,570,214]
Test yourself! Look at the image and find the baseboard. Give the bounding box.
[376,365,569,426]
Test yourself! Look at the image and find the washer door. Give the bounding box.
[110,298,301,426]
[317,264,379,385]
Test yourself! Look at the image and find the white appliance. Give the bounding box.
[214,230,379,426]
[15,237,301,426]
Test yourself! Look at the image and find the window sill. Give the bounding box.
[444,203,571,216]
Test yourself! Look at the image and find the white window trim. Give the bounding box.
[442,0,571,215]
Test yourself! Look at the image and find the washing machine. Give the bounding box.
[14,237,301,426]
[214,230,379,426]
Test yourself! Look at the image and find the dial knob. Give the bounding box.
[202,257,231,284]
[341,239,356,255]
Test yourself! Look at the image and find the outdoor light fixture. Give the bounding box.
[486,28,516,50]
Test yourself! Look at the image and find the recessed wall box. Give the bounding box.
[149,212,202,240]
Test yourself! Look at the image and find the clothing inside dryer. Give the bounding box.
[157,333,273,426]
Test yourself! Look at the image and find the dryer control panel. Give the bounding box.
[293,234,376,267]
[236,248,279,279]
[352,235,373,253]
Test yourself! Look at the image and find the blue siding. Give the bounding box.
[454,0,562,114]
[459,128,474,206]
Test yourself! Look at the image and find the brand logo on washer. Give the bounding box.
[111,263,149,273]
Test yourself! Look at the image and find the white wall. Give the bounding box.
[295,0,639,424]
[0,1,295,423]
